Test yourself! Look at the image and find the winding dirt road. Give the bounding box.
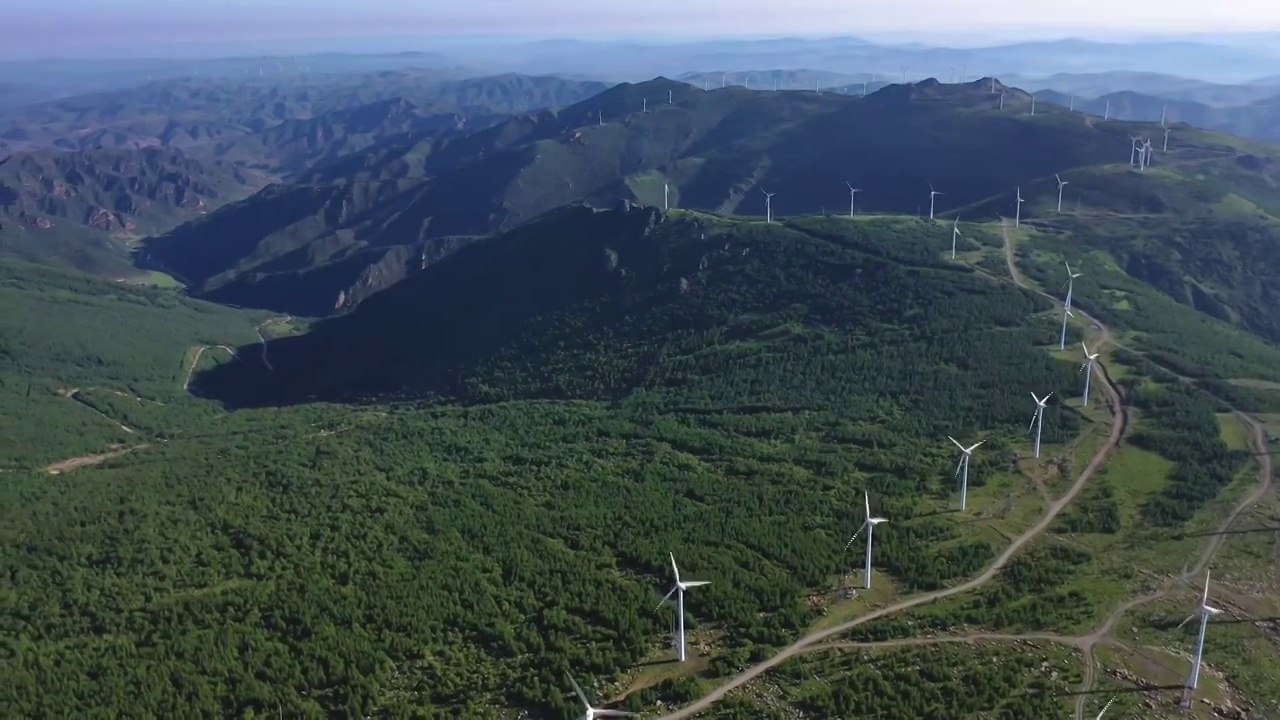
[182,345,237,391]
[654,220,1129,719]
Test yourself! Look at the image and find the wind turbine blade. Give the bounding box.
[1095,693,1119,719]
[864,490,870,518]
[1175,613,1197,629]
[1030,392,1042,403]
[843,525,865,550]
[967,440,985,452]
[1205,605,1223,615]
[683,580,711,588]
[1081,341,1090,354]
[948,435,965,450]
[594,711,637,718]
[669,552,680,582]
[1028,411,1039,432]
[1202,571,1211,604]
[567,675,590,709]
[655,586,676,610]
[953,457,965,478]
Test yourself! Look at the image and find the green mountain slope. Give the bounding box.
[143,77,1152,315]
[0,258,270,468]
[0,146,270,276]
[960,144,1280,347]
[13,203,1099,718]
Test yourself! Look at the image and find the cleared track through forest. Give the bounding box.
[654,219,1128,719]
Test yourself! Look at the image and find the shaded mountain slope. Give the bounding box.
[145,77,1149,314]
[194,201,1079,414]
[0,146,269,276]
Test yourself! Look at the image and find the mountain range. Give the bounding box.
[0,72,612,277]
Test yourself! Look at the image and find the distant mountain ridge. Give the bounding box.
[139,76,1165,316]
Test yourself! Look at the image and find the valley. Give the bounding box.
[3,44,1279,720]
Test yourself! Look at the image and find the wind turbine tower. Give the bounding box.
[1129,135,1140,166]
[1069,95,1075,111]
[642,98,647,113]
[1163,124,1171,152]
[948,436,985,511]
[846,182,862,218]
[951,215,962,259]
[762,189,776,224]
[845,491,888,590]
[1030,95,1036,115]
[1104,99,1111,119]
[1014,186,1025,227]
[664,183,670,211]
[929,184,943,220]
[1055,174,1068,213]
[1160,103,1168,126]
[1029,392,1053,459]
[657,553,710,663]
[1079,342,1100,406]
[668,89,673,104]
[1179,571,1222,706]
[567,675,636,719]
[1060,306,1075,350]
[999,91,1006,110]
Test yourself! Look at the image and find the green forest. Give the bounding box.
[4,206,1277,718]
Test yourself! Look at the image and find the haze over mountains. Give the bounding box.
[2,38,1278,321]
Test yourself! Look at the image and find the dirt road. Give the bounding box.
[182,345,236,391]
[654,221,1128,719]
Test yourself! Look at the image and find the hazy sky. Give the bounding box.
[6,0,1280,58]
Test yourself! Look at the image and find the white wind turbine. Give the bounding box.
[1160,103,1167,126]
[1069,94,1075,111]
[951,215,962,259]
[566,675,636,719]
[1079,342,1100,406]
[843,491,889,590]
[846,182,862,218]
[1055,174,1068,213]
[762,188,776,224]
[999,90,1006,110]
[948,436,984,511]
[1104,99,1111,119]
[1028,392,1052,459]
[656,553,711,662]
[1129,134,1140,166]
[929,183,943,220]
[1140,139,1153,171]
[1064,260,1083,310]
[1030,95,1036,115]
[664,182,670,210]
[1094,693,1120,719]
[1014,186,1025,227]
[1059,306,1075,350]
[1178,571,1222,703]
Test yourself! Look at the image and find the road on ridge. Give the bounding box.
[655,220,1129,719]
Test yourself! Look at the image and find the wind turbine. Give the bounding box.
[664,183,670,211]
[929,184,943,220]
[948,436,984,511]
[999,90,1005,110]
[656,553,710,663]
[1069,94,1075,112]
[844,491,888,590]
[951,215,962,259]
[990,77,996,93]
[668,89,673,104]
[1104,99,1111,120]
[762,189,775,224]
[1079,342,1100,406]
[1162,124,1171,152]
[1055,174,1068,213]
[1178,571,1222,703]
[846,182,862,217]
[1059,306,1074,350]
[1014,186,1025,227]
[1095,694,1120,719]
[1028,392,1053,459]
[1129,135,1140,166]
[1140,139,1153,171]
[642,98,647,113]
[1064,261,1083,310]
[1160,103,1168,126]
[566,675,635,719]
[1030,95,1036,115]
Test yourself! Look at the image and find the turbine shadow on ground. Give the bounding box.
[1180,525,1279,539]
[1058,683,1186,698]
